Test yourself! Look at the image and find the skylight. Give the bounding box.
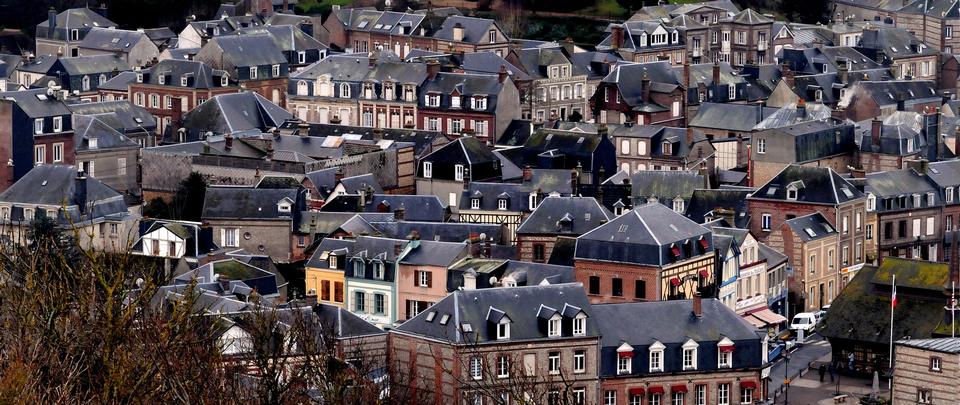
[841,188,854,198]
[439,314,450,325]
[618,224,628,233]
[804,228,816,238]
[425,311,436,322]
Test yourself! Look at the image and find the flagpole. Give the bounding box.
[888,274,895,391]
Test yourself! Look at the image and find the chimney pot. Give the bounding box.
[693,292,702,317]
[871,119,882,147]
[522,165,532,182]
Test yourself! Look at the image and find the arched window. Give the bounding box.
[297,80,308,96]
[98,74,107,85]
[340,83,351,98]
[81,76,91,91]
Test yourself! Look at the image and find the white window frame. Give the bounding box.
[470,356,483,380]
[547,315,561,337]
[454,164,465,181]
[573,314,586,336]
[498,199,508,211]
[497,355,509,378]
[649,343,664,372]
[496,321,510,340]
[574,350,585,373]
[471,198,480,210]
[757,138,766,154]
[761,213,772,230]
[34,144,45,165]
[250,66,258,79]
[682,340,699,370]
[52,116,62,133]
[53,143,63,163]
[34,118,43,134]
[423,162,433,178]
[548,352,560,375]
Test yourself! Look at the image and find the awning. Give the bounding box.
[671,246,681,257]
[648,386,664,395]
[629,387,645,396]
[699,269,709,278]
[671,384,688,393]
[750,308,788,325]
[719,344,735,353]
[740,381,757,389]
[699,239,709,251]
[670,277,681,286]
[618,351,634,358]
[742,313,767,328]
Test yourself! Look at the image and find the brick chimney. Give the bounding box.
[334,167,344,183]
[641,73,651,103]
[683,59,691,89]
[570,168,579,195]
[522,165,532,182]
[224,133,233,150]
[426,59,440,81]
[686,126,695,146]
[394,207,405,221]
[498,65,508,84]
[782,63,795,88]
[74,168,88,215]
[712,61,721,84]
[693,292,702,317]
[610,24,625,50]
[453,22,465,42]
[871,119,882,148]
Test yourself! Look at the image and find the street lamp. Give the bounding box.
[783,344,791,405]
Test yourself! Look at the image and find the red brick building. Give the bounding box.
[590,61,686,127]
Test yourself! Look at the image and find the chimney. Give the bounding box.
[796,98,806,118]
[871,119,882,147]
[837,58,849,83]
[522,165,532,182]
[641,73,651,103]
[394,207,405,221]
[831,107,845,122]
[334,167,344,183]
[693,292,702,317]
[265,138,274,160]
[498,65,508,84]
[282,0,289,12]
[74,169,88,215]
[570,168,579,195]
[712,61,721,85]
[453,23,465,42]
[683,59,691,89]
[782,63,795,88]
[597,124,610,141]
[896,92,906,111]
[372,127,384,140]
[463,270,477,290]
[483,239,492,258]
[426,59,440,81]
[686,126,695,146]
[224,133,233,150]
[610,24,625,50]
[48,7,57,34]
[943,91,954,105]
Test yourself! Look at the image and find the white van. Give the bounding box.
[790,312,818,333]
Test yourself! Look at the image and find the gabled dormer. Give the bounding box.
[536,304,562,337]
[470,190,483,210]
[486,306,512,340]
[557,212,574,232]
[497,192,510,211]
[617,342,634,375]
[649,340,666,372]
[786,180,804,201]
[277,197,293,214]
[682,338,699,370]
[718,336,735,368]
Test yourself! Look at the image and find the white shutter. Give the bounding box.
[220,228,225,246]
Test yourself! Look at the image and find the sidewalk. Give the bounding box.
[779,371,889,405]
[769,336,832,397]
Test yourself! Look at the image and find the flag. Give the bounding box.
[891,280,897,309]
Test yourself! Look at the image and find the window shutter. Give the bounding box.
[414,271,420,287]
[426,271,433,288]
[220,228,225,246]
[405,299,411,317]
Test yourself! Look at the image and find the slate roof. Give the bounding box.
[77,28,148,53]
[865,169,940,211]
[182,92,292,138]
[727,8,772,24]
[73,115,138,152]
[339,174,383,195]
[209,34,286,67]
[575,202,712,266]
[593,299,758,348]
[420,71,505,112]
[313,303,385,338]
[54,54,129,76]
[459,182,533,212]
[0,88,71,118]
[370,221,504,243]
[462,52,531,81]
[846,81,940,109]
[516,196,613,235]
[750,165,863,205]
[602,62,680,109]
[785,212,837,242]
[97,71,137,91]
[752,102,832,131]
[900,0,960,17]
[630,170,704,207]
[366,194,446,222]
[897,338,960,354]
[926,159,960,189]
[684,188,753,228]
[394,283,598,344]
[0,164,127,223]
[36,8,116,39]
[689,102,777,132]
[433,15,502,44]
[858,27,938,61]
[399,239,468,267]
[145,59,228,89]
[67,100,157,133]
[202,187,298,220]
[234,25,328,53]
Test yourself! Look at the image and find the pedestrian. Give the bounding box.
[819,363,826,382]
[848,352,855,371]
[829,362,837,383]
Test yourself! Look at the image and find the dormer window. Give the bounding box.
[662,141,672,155]
[277,200,291,213]
[423,162,433,178]
[649,341,665,372]
[373,261,384,280]
[249,66,258,80]
[181,76,188,86]
[221,75,229,87]
[867,193,876,211]
[913,194,921,207]
[927,192,935,206]
[673,197,685,213]
[573,313,586,336]
[472,96,487,110]
[548,314,561,337]
[271,64,280,77]
[682,339,699,371]
[497,319,511,340]
[498,198,508,211]
[451,95,461,108]
[353,260,365,277]
[136,73,143,83]
[454,164,465,182]
[471,198,480,210]
[158,74,166,85]
[617,342,634,375]
[426,93,440,107]
[529,193,538,210]
[329,255,338,269]
[787,186,798,201]
[363,83,375,99]
[718,337,735,368]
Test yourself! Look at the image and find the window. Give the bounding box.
[548,351,560,375]
[927,217,935,236]
[719,349,732,368]
[728,84,736,100]
[52,143,63,163]
[454,164,464,181]
[373,262,384,280]
[650,394,662,405]
[497,322,510,340]
[856,212,862,231]
[81,75,91,91]
[426,93,440,107]
[470,356,482,380]
[866,224,874,240]
[672,392,684,405]
[488,29,497,43]
[423,162,432,178]
[620,139,631,155]
[34,119,43,134]
[34,145,45,165]
[649,345,663,371]
[117,157,126,175]
[573,388,586,405]
[630,393,642,405]
[150,94,159,108]
[373,293,385,314]
[548,316,561,337]
[354,291,365,312]
[297,51,306,64]
[221,75,229,87]
[612,277,623,297]
[718,383,730,405]
[573,314,586,336]
[70,29,79,41]
[918,389,932,404]
[249,66,258,79]
[574,350,585,373]
[497,355,509,378]
[740,388,754,404]
[354,260,365,278]
[223,228,239,247]
[604,390,617,405]
[417,270,431,287]
[589,276,600,294]
[471,96,487,110]
[618,355,631,374]
[948,26,954,39]
[471,198,481,210]
[635,280,646,299]
[757,138,766,154]
[761,213,772,230]
[695,385,707,405]
[682,342,698,370]
[931,356,942,371]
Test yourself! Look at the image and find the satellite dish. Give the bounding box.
[489,276,498,285]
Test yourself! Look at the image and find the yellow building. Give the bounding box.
[305,245,347,307]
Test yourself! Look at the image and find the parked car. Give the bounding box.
[790,312,818,333]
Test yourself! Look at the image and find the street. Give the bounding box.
[768,334,832,400]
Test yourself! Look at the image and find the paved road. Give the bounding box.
[768,334,833,400]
